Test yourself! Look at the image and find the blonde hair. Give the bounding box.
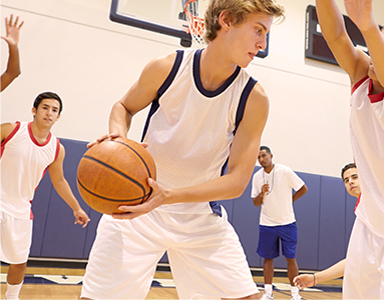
[204,0,285,43]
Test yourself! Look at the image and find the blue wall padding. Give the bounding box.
[293,172,321,270]
[318,176,346,269]
[30,139,357,271]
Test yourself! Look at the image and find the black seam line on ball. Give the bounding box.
[108,139,153,178]
[81,155,146,200]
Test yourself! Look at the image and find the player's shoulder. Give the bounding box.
[245,81,269,111]
[145,52,179,74]
[140,52,179,86]
[1,121,19,141]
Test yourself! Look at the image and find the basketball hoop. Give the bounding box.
[184,0,207,47]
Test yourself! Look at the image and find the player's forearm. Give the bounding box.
[253,194,264,207]
[6,44,21,78]
[109,101,132,137]
[1,45,21,92]
[360,25,384,86]
[315,259,345,283]
[315,0,347,43]
[52,179,82,211]
[292,185,308,202]
[165,171,250,205]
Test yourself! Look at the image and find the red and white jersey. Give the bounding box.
[350,77,384,237]
[1,122,60,219]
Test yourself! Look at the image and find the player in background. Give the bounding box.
[1,14,23,92]
[293,163,360,289]
[315,0,384,298]
[1,92,90,300]
[80,0,285,299]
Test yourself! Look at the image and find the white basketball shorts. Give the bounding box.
[343,217,384,299]
[0,211,33,264]
[81,207,259,299]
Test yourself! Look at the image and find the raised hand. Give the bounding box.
[344,0,375,31]
[1,14,24,47]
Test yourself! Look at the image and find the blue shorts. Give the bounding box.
[257,222,297,259]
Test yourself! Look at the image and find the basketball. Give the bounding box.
[76,137,156,215]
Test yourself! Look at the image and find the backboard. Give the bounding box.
[109,0,269,58]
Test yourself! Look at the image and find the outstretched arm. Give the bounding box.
[1,14,23,92]
[315,0,369,85]
[344,0,384,86]
[294,259,345,289]
[48,144,90,227]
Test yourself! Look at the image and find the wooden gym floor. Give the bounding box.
[0,263,342,299]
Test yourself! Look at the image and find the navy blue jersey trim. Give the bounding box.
[193,49,241,98]
[158,50,184,96]
[141,50,184,142]
[234,77,258,134]
[209,201,222,216]
[210,77,257,217]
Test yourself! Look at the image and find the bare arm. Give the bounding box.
[115,83,270,219]
[344,0,384,86]
[294,259,345,289]
[1,15,23,92]
[315,0,370,85]
[0,122,17,141]
[109,53,177,137]
[48,144,90,227]
[293,184,308,202]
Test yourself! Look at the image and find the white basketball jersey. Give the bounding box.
[142,49,258,215]
[1,122,59,219]
[350,77,384,237]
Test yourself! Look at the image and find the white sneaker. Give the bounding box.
[261,293,274,300]
[291,294,302,300]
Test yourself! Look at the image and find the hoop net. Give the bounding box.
[184,0,207,47]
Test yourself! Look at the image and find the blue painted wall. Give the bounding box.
[30,139,356,270]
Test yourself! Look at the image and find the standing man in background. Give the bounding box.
[315,0,384,298]
[1,14,23,92]
[251,146,308,300]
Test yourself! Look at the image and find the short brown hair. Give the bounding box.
[204,0,285,43]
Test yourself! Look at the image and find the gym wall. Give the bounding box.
[30,139,356,271]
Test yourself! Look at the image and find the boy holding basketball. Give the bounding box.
[1,92,90,300]
[81,0,285,299]
[315,0,384,298]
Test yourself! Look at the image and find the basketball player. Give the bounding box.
[1,92,90,300]
[80,0,285,299]
[293,163,360,289]
[251,146,308,300]
[1,14,23,92]
[315,0,384,298]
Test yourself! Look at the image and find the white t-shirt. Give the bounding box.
[350,77,384,238]
[251,163,305,226]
